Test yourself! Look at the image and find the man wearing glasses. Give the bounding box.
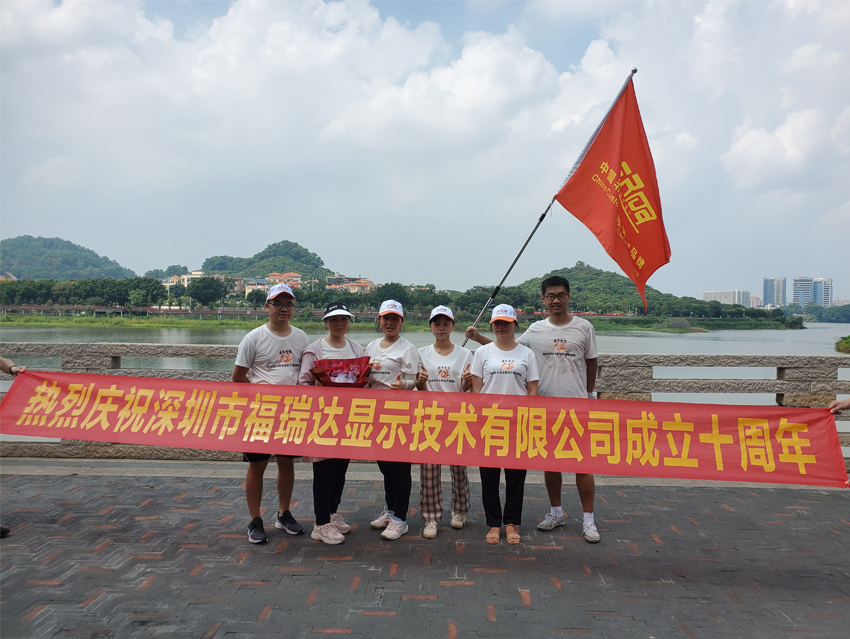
[466,275,600,543]
[232,283,308,544]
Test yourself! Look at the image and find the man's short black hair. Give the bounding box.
[541,275,570,295]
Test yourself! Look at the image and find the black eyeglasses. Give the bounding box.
[269,301,296,310]
[544,293,568,301]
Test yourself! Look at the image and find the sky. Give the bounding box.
[1,0,848,301]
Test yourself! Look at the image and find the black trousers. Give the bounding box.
[377,460,412,521]
[312,458,350,526]
[480,467,527,527]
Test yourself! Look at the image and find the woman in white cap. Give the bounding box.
[365,299,421,541]
[415,305,473,539]
[470,303,539,545]
[299,301,365,545]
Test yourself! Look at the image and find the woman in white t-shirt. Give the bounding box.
[299,301,365,545]
[365,300,421,541]
[415,305,473,540]
[470,304,539,545]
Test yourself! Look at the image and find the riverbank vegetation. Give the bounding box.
[0,312,797,333]
[0,261,834,328]
[837,335,850,354]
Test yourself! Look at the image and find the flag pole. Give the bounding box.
[461,67,639,346]
[461,196,556,346]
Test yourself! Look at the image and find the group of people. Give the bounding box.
[232,276,605,546]
[2,281,848,545]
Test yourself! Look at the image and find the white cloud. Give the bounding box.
[22,156,75,188]
[721,109,828,189]
[0,0,848,300]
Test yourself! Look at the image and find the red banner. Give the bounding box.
[1,371,846,488]
[555,75,670,308]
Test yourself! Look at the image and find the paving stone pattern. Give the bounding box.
[1,463,849,638]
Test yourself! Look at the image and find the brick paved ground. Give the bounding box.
[1,459,849,638]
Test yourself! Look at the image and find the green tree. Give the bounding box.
[128,289,146,308]
[823,305,850,323]
[372,282,410,307]
[187,277,229,307]
[246,289,267,308]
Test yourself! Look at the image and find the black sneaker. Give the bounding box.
[247,517,268,544]
[0,526,9,539]
[275,510,304,535]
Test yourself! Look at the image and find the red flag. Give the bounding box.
[555,71,670,309]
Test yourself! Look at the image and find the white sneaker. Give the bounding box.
[371,510,393,529]
[537,513,566,531]
[312,523,345,545]
[330,513,351,534]
[381,519,409,540]
[423,521,438,539]
[582,522,601,543]
[450,511,467,530]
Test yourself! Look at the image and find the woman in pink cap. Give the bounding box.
[415,305,473,539]
[365,299,422,541]
[470,304,539,545]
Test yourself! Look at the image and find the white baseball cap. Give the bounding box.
[323,301,354,320]
[267,283,295,301]
[489,303,517,323]
[379,299,404,317]
[429,305,454,322]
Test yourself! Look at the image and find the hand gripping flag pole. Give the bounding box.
[463,67,669,343]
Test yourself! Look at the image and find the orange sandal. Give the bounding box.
[505,524,521,545]
[485,527,501,544]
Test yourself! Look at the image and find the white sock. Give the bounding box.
[583,512,594,526]
[550,506,563,517]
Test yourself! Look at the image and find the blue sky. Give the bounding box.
[2,0,848,302]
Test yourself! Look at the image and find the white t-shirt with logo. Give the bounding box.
[321,339,356,360]
[418,344,473,393]
[518,316,598,398]
[235,324,309,385]
[470,342,539,396]
[365,336,421,390]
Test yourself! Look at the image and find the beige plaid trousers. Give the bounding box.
[418,463,470,521]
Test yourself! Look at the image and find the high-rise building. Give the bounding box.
[763,277,786,307]
[793,277,813,306]
[703,290,750,306]
[749,295,762,308]
[812,278,833,308]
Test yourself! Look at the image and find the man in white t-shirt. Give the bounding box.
[233,283,309,544]
[466,275,600,543]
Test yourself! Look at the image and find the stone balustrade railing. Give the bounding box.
[1,342,848,460]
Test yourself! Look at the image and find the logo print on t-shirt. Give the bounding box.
[279,352,293,364]
[372,361,382,370]
[438,369,451,378]
[553,342,567,352]
[500,361,515,370]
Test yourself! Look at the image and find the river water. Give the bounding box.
[2,323,848,446]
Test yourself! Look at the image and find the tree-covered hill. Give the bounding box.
[0,236,137,281]
[202,240,333,279]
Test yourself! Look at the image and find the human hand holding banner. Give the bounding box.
[1,371,845,488]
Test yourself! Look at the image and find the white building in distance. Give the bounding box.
[703,290,751,306]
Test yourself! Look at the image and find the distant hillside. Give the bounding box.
[0,236,137,281]
[518,262,658,313]
[517,262,745,317]
[202,240,333,280]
